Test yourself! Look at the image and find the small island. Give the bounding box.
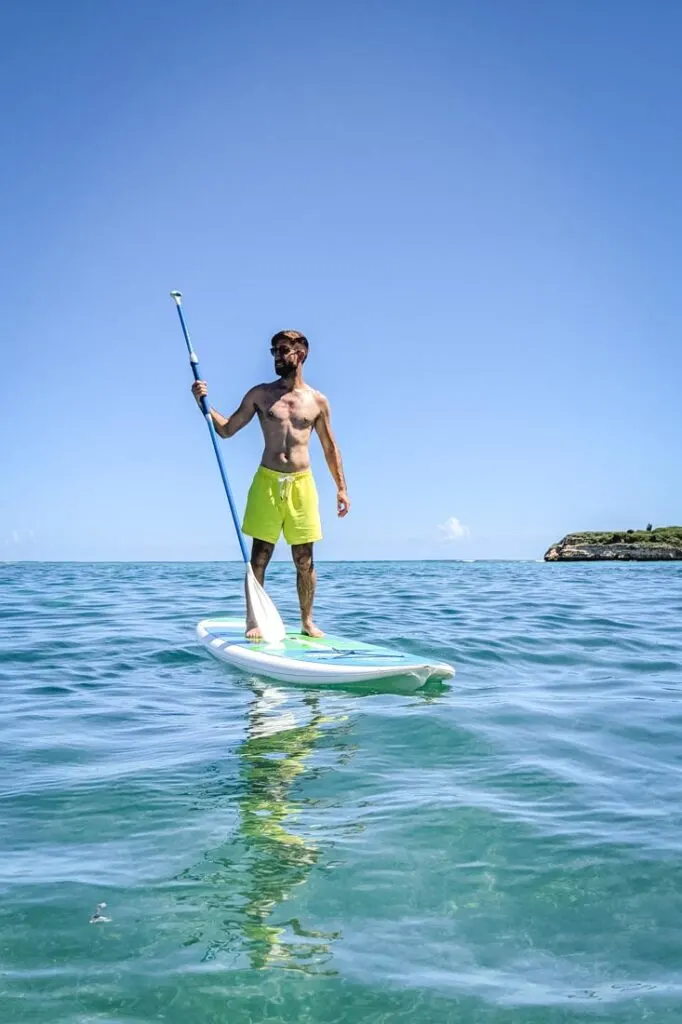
[544,526,682,562]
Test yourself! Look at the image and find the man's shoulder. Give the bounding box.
[306,385,329,407]
[247,381,276,401]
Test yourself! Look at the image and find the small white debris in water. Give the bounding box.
[89,902,112,924]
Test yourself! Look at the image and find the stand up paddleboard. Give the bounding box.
[197,619,455,687]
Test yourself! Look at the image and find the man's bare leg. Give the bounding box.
[292,543,324,637]
[245,538,275,640]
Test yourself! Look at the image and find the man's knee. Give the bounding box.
[292,543,314,572]
[251,539,275,570]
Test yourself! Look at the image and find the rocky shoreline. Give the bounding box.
[544,528,682,562]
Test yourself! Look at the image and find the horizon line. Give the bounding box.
[2,557,543,565]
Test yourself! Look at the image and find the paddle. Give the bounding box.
[170,290,286,644]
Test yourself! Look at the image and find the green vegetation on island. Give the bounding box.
[565,526,682,546]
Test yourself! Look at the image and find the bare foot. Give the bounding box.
[245,625,262,641]
[302,621,325,638]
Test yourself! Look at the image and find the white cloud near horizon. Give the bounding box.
[5,529,35,546]
[437,516,470,541]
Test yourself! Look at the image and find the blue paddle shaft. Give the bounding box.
[172,297,250,564]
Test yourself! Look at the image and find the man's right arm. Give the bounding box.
[191,382,259,438]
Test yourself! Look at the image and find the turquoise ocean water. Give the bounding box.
[1,560,682,1023]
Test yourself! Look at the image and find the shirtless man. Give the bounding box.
[192,330,349,639]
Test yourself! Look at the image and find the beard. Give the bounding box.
[275,358,296,377]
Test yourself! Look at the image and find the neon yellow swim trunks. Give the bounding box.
[242,466,323,546]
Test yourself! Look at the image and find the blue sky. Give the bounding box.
[2,0,680,561]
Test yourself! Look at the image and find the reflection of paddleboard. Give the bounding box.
[197,618,454,686]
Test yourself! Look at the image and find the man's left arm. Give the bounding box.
[314,396,350,517]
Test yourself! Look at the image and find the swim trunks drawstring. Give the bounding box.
[278,475,293,503]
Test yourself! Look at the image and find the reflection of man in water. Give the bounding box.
[183,686,343,971]
[239,687,327,969]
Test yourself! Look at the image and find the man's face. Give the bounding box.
[271,340,301,377]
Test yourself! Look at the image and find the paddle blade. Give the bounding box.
[246,564,286,644]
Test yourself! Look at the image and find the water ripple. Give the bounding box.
[1,561,681,1022]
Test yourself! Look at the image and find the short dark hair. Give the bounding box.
[271,330,309,361]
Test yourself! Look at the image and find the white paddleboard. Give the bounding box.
[197,618,454,687]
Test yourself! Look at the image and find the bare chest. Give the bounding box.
[259,391,319,431]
